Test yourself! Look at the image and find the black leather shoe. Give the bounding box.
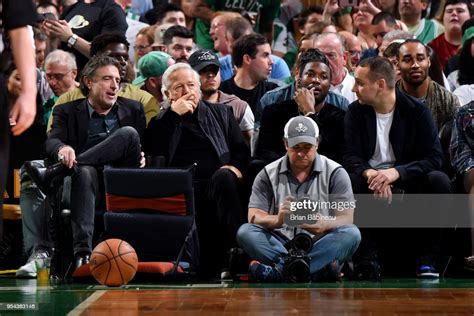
[24,161,68,193]
[74,252,91,270]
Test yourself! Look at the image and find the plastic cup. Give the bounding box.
[35,258,51,282]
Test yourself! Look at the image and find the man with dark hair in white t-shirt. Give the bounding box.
[345,56,451,279]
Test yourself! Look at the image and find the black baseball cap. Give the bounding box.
[189,49,220,73]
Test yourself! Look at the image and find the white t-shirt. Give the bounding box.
[240,105,255,132]
[369,111,396,169]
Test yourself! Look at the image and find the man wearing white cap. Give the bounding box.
[237,116,361,282]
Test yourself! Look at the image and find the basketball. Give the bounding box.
[89,239,138,287]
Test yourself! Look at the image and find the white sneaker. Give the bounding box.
[16,250,50,278]
[16,259,37,278]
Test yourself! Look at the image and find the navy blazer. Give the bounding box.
[343,89,443,181]
[46,97,146,160]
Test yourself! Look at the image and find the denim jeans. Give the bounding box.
[20,160,52,256]
[237,223,361,274]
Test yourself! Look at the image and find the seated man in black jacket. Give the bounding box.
[25,55,146,270]
[256,49,346,164]
[345,56,451,279]
[143,63,250,279]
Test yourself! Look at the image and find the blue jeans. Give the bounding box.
[237,223,361,274]
[20,160,52,256]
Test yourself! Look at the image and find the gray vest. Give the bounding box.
[263,154,342,240]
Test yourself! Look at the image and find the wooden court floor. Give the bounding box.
[1,278,474,315]
[70,287,474,315]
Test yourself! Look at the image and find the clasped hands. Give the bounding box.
[364,168,400,204]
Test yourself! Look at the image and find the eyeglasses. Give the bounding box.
[210,23,224,30]
[134,44,151,51]
[349,50,362,58]
[45,69,72,81]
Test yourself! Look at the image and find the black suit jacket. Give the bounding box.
[46,97,146,160]
[343,89,443,181]
[143,100,249,173]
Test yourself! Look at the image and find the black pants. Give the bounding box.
[350,170,452,271]
[194,168,246,277]
[67,126,141,255]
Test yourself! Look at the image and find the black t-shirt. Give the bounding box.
[220,77,279,114]
[171,111,222,180]
[60,0,128,71]
[1,0,37,31]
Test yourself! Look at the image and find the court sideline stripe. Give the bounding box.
[68,290,107,316]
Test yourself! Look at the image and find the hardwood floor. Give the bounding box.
[73,288,474,315]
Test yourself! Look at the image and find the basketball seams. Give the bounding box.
[90,239,138,286]
[115,240,125,284]
[104,240,118,284]
[89,253,111,274]
[105,258,112,284]
[116,253,138,270]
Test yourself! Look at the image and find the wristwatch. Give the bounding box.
[67,34,78,48]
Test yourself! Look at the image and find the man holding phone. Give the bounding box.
[237,115,360,282]
[43,0,128,72]
[42,12,58,21]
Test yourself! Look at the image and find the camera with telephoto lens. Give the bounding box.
[283,233,313,282]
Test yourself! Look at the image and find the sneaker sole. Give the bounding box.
[15,271,37,278]
[416,272,439,279]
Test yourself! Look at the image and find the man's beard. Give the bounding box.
[202,87,218,96]
[404,74,427,87]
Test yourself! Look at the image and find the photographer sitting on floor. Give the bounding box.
[236,116,361,282]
